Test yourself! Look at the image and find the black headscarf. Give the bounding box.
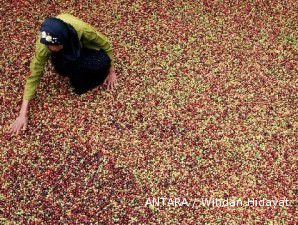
[40,17,81,61]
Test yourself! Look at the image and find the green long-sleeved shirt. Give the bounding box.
[23,13,114,100]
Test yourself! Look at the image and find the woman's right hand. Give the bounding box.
[8,115,28,135]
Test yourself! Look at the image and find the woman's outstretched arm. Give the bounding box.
[8,35,50,135]
[8,97,29,135]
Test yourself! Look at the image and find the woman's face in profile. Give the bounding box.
[48,44,63,52]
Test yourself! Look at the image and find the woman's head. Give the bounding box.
[39,16,81,61]
[40,18,69,45]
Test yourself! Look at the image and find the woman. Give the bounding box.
[9,13,117,135]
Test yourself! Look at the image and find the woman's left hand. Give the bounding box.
[104,67,117,91]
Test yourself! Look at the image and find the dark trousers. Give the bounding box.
[51,48,111,94]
